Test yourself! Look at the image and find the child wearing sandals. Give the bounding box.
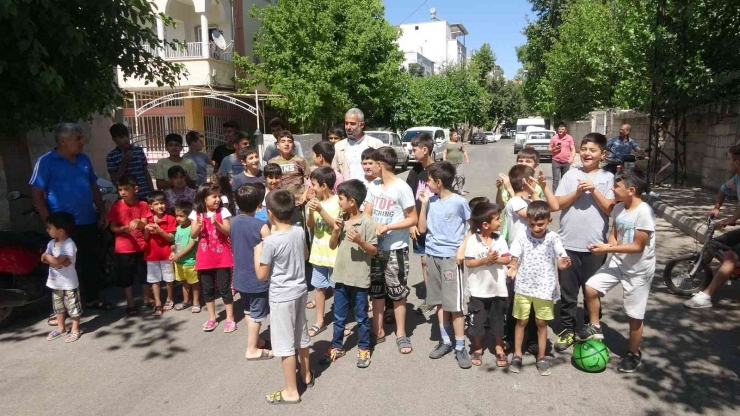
[464,202,511,367]
[144,191,177,316]
[170,201,201,313]
[190,182,236,333]
[43,212,82,343]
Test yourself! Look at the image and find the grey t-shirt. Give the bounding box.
[260,226,307,302]
[183,152,211,186]
[611,202,656,276]
[555,168,615,251]
[219,153,245,179]
[332,216,378,288]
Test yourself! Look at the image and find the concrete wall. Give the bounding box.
[398,20,451,68]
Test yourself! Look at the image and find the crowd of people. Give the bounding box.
[31,108,666,405]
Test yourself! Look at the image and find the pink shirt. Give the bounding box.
[188,209,234,270]
[550,134,575,164]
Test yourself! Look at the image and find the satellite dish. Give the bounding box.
[211,30,227,50]
[430,7,437,15]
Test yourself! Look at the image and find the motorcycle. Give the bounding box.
[602,153,647,174]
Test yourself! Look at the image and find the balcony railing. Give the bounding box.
[141,42,233,63]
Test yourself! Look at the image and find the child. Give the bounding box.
[184,131,212,186]
[231,184,272,360]
[577,169,656,373]
[506,201,571,375]
[496,148,544,218]
[232,147,265,190]
[42,212,82,343]
[189,182,236,332]
[155,133,197,189]
[107,174,152,316]
[406,133,435,315]
[170,202,201,313]
[218,132,251,179]
[465,202,511,367]
[261,163,283,223]
[164,166,196,212]
[305,167,340,336]
[144,191,177,316]
[359,148,381,211]
[254,190,313,404]
[418,161,472,368]
[503,165,558,245]
[321,179,378,367]
[312,141,344,193]
[269,131,309,215]
[365,147,417,354]
[327,126,346,144]
[553,133,615,353]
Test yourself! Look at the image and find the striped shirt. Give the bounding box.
[106,146,151,200]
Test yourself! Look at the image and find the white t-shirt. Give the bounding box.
[45,238,79,290]
[504,196,530,246]
[510,230,567,300]
[188,206,232,221]
[465,233,510,298]
[346,136,370,180]
[555,168,615,251]
[368,178,415,251]
[612,202,656,276]
[360,177,381,212]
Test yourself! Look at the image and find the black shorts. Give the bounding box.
[369,248,410,301]
[114,252,147,288]
[467,296,508,338]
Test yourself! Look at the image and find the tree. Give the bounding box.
[469,43,496,86]
[235,0,404,132]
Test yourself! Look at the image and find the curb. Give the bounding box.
[646,196,709,243]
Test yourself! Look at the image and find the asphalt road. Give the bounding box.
[1,140,738,416]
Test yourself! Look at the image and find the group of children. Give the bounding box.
[43,128,657,404]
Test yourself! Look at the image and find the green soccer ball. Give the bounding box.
[572,339,610,372]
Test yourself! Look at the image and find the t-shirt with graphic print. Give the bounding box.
[509,229,567,300]
[368,178,415,251]
[45,238,78,290]
[611,201,656,276]
[464,233,509,298]
[269,154,309,205]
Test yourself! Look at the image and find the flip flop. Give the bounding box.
[305,300,316,309]
[371,334,386,345]
[265,390,301,405]
[65,331,81,343]
[307,324,326,337]
[300,370,315,388]
[174,302,191,311]
[191,305,202,313]
[496,353,509,368]
[223,321,237,333]
[47,330,66,341]
[246,349,274,361]
[152,306,163,316]
[162,301,175,311]
[202,320,218,332]
[471,351,484,366]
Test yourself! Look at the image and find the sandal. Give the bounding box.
[174,302,191,311]
[65,331,81,343]
[191,305,202,313]
[471,351,484,366]
[305,300,316,309]
[265,390,301,405]
[496,353,509,368]
[47,330,66,341]
[223,321,237,333]
[47,314,58,326]
[371,333,386,345]
[308,324,326,337]
[162,301,175,311]
[396,336,413,354]
[344,327,353,337]
[246,349,274,361]
[126,307,138,317]
[202,320,218,332]
[301,370,315,388]
[152,306,163,316]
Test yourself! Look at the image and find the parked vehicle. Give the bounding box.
[365,130,410,170]
[602,153,648,175]
[484,131,497,143]
[522,129,556,159]
[470,132,488,145]
[514,117,546,153]
[402,126,447,162]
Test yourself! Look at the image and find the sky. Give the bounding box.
[383,0,531,78]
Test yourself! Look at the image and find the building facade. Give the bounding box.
[396,11,468,74]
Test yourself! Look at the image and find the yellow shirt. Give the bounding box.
[309,195,341,267]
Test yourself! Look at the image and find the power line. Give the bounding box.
[399,0,429,25]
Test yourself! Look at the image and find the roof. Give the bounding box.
[449,23,469,36]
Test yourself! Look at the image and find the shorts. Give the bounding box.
[146,260,175,284]
[426,256,467,313]
[114,252,147,288]
[413,233,427,255]
[370,248,410,301]
[239,291,270,322]
[52,289,83,318]
[467,296,507,337]
[512,293,554,321]
[174,263,199,284]
[713,228,740,256]
[310,265,334,289]
[270,292,311,357]
[587,261,654,320]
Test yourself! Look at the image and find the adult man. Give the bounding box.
[212,120,238,171]
[106,123,153,201]
[548,123,575,192]
[30,123,111,310]
[333,108,383,181]
[262,117,304,163]
[606,124,643,172]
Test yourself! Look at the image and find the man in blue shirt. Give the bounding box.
[106,123,153,201]
[30,123,111,310]
[607,123,643,163]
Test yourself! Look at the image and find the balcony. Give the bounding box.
[141,42,234,63]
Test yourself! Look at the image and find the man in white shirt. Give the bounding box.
[333,108,383,181]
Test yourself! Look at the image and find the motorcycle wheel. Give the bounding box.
[0,307,14,328]
[663,253,713,295]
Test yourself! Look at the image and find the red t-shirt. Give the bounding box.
[145,213,177,261]
[107,200,153,253]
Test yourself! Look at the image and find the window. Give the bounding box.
[435,130,444,140]
[392,134,402,146]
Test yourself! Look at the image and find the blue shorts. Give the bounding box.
[310,265,334,289]
[413,233,427,256]
[239,291,269,322]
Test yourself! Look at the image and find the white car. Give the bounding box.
[522,129,556,160]
[365,130,410,170]
[402,126,447,162]
[484,131,497,143]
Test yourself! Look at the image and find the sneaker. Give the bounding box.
[357,349,372,369]
[618,351,642,373]
[536,358,551,376]
[554,330,575,353]
[684,292,712,309]
[319,348,346,365]
[576,322,604,341]
[455,349,472,369]
[429,342,453,359]
[509,355,523,373]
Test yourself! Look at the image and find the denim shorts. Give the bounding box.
[310,265,334,289]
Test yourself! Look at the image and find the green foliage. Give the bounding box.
[235,0,404,131]
[469,43,496,86]
[0,0,185,134]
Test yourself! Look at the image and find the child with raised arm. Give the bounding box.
[507,201,571,375]
[170,202,201,313]
[254,190,313,405]
[144,191,177,316]
[503,164,559,246]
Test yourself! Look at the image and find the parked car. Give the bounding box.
[402,126,447,162]
[365,130,410,170]
[484,131,497,143]
[514,117,546,153]
[470,132,488,145]
[522,129,556,160]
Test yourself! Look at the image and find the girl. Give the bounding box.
[189,182,236,332]
[164,165,196,212]
[327,126,346,144]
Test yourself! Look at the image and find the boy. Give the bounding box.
[496,149,544,226]
[261,163,283,223]
[219,132,251,179]
[232,147,265,189]
[107,174,152,316]
[43,212,82,343]
[144,191,177,316]
[306,167,340,337]
[359,148,381,211]
[107,123,153,201]
[312,141,344,193]
[164,166,196,211]
[418,161,472,368]
[365,147,417,354]
[322,179,378,368]
[577,169,656,372]
[155,133,197,189]
[269,131,309,210]
[170,201,201,313]
[184,131,212,186]
[232,184,272,360]
[506,201,571,375]
[553,133,615,353]
[406,133,435,315]
[255,190,313,405]
[503,165,558,246]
